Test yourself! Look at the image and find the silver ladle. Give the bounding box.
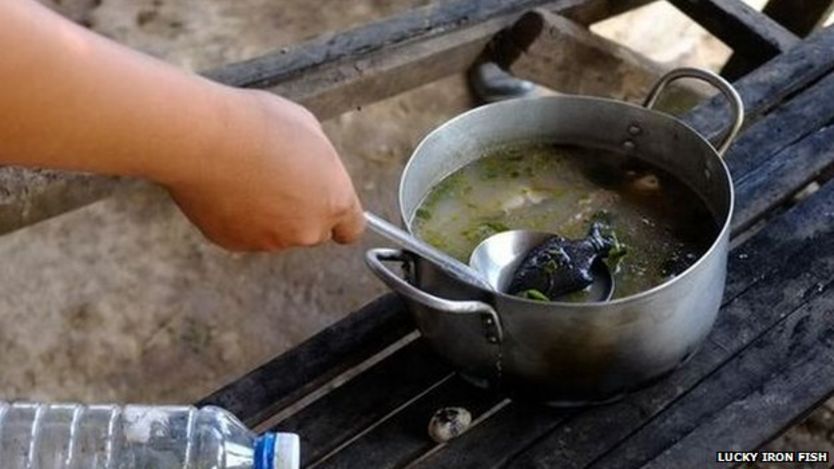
[365,212,615,302]
[364,212,491,291]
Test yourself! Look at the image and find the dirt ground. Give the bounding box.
[6,0,833,464]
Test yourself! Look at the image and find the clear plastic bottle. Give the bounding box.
[0,402,299,469]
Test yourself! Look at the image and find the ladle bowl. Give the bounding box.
[470,230,615,302]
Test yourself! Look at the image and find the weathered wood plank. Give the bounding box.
[493,10,702,103]
[204,0,655,92]
[0,169,122,235]
[205,0,563,89]
[762,0,834,36]
[275,341,453,466]
[684,26,834,141]
[505,182,834,468]
[197,294,412,427]
[667,0,798,61]
[227,0,656,120]
[313,375,505,469]
[642,294,834,469]
[725,72,834,182]
[723,0,834,78]
[733,123,834,232]
[556,0,656,25]
[592,246,834,469]
[271,16,509,120]
[705,70,834,234]
[413,403,574,468]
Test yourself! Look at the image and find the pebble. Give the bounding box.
[428,407,472,443]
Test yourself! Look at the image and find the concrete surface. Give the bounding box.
[6,0,834,464]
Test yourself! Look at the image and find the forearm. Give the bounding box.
[0,1,364,250]
[0,0,236,183]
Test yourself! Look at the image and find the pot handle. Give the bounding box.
[643,67,744,157]
[365,248,503,344]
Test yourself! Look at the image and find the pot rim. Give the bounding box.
[398,94,735,308]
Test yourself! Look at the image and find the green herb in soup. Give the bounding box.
[411,143,717,299]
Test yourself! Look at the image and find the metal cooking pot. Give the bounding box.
[366,68,743,405]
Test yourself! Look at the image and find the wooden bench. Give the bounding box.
[192,1,834,467]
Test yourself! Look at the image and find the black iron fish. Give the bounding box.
[508,223,617,301]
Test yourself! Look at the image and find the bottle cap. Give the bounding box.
[273,433,300,469]
[255,432,300,469]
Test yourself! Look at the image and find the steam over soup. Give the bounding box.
[411,143,717,299]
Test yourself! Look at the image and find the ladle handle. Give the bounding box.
[364,212,492,291]
[643,67,744,157]
[365,248,503,343]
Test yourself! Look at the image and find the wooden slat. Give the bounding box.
[555,0,656,25]
[761,0,834,36]
[205,0,564,89]
[276,341,453,466]
[0,170,123,236]
[725,72,834,181]
[502,182,834,468]
[723,0,834,78]
[197,294,413,427]
[205,0,653,94]
[492,10,703,103]
[313,375,505,469]
[667,0,798,61]
[693,26,834,132]
[642,293,834,469]
[733,123,834,232]
[416,175,834,469]
[413,404,575,468]
[270,16,509,121]
[591,241,834,469]
[207,0,654,120]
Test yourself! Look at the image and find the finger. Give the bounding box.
[332,196,365,244]
[285,227,331,248]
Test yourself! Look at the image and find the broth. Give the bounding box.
[411,143,717,299]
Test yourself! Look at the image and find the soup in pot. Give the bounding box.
[411,142,717,299]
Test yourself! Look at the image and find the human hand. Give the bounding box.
[0,0,362,252]
[165,89,365,251]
